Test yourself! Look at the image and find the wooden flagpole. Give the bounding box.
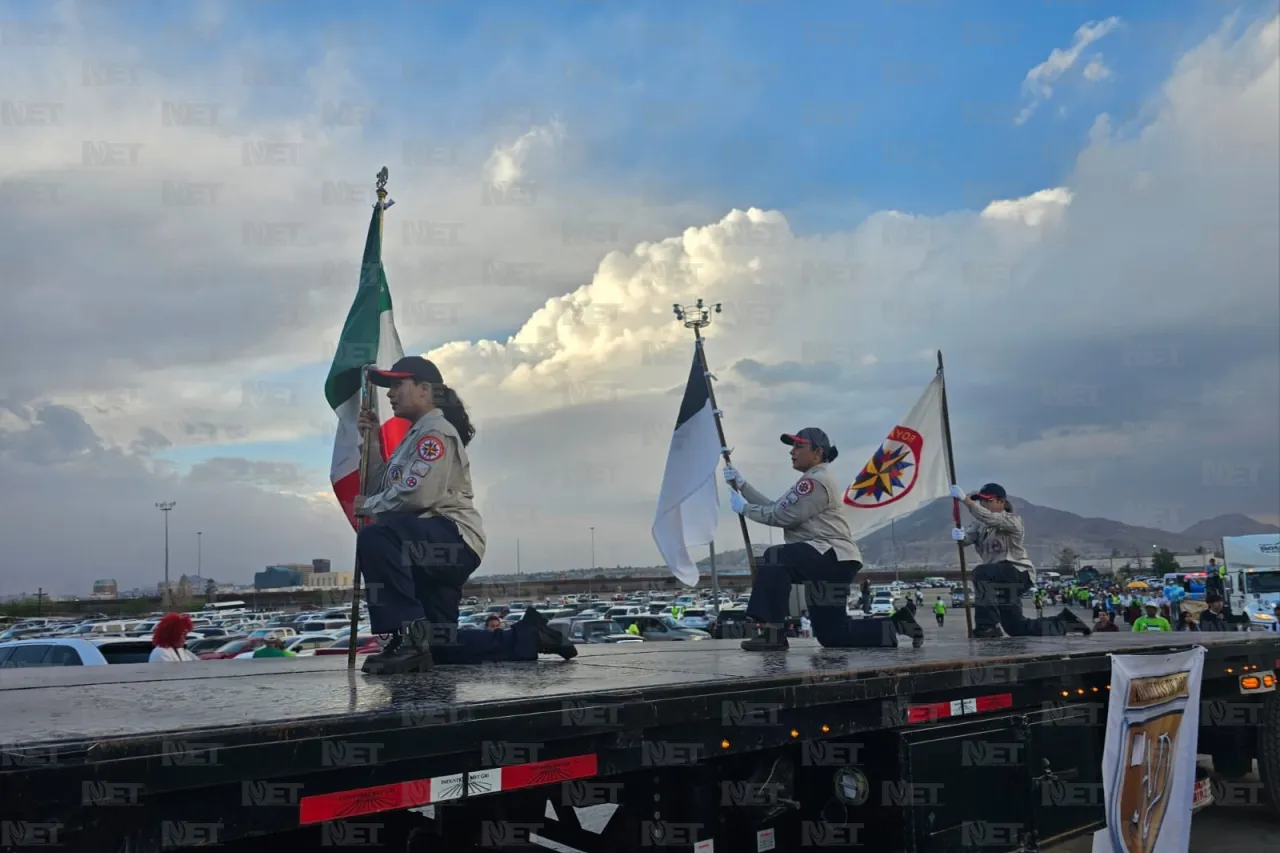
[936,350,974,638]
[674,300,759,586]
[347,168,391,669]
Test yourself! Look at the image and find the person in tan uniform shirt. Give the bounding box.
[355,357,575,674]
[949,482,1091,639]
[725,428,923,651]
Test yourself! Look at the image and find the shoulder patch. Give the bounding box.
[403,476,419,489]
[795,478,815,496]
[409,460,430,477]
[387,464,403,482]
[416,435,446,463]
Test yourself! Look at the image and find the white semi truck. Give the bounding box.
[1224,533,1280,630]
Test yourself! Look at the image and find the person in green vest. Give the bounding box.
[1033,590,1045,617]
[626,621,641,636]
[1132,603,1171,632]
[933,597,946,627]
[252,637,298,658]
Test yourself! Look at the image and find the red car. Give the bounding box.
[312,635,383,656]
[199,638,265,660]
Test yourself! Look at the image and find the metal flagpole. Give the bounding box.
[674,300,759,586]
[936,350,974,638]
[348,167,391,669]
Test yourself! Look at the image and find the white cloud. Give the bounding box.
[1082,56,1113,82]
[1017,17,1122,124]
[0,10,1277,593]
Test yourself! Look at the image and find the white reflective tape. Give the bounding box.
[949,699,965,716]
[467,768,501,797]
[430,772,465,802]
[757,827,776,851]
[960,698,978,715]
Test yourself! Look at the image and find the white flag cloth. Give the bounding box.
[652,348,722,586]
[843,374,950,538]
[1091,647,1205,853]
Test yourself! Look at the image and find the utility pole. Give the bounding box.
[156,501,176,609]
[197,531,202,579]
[516,538,522,597]
[589,527,596,595]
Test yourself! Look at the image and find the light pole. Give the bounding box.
[156,501,176,608]
[197,531,202,579]
[590,527,596,571]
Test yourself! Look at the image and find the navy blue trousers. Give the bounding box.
[355,513,537,663]
[971,561,1065,637]
[746,543,898,648]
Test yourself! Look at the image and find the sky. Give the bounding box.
[0,0,1277,595]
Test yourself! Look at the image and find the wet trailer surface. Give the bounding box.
[2,633,1276,852]
[1,632,1271,754]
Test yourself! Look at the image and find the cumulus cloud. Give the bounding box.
[1017,17,1122,124]
[1,8,1277,593]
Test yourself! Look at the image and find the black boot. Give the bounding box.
[361,630,433,675]
[522,608,578,660]
[1058,608,1092,635]
[891,606,925,648]
[971,625,1004,639]
[741,623,789,652]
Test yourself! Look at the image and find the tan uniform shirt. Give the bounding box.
[960,502,1034,577]
[740,462,861,563]
[358,409,486,561]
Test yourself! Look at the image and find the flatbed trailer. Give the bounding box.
[2,632,1278,852]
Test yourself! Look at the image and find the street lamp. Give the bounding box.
[156,501,176,608]
[197,531,202,579]
[590,527,596,571]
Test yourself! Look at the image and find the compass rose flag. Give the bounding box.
[843,374,950,538]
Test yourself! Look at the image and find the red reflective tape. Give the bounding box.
[975,693,1013,712]
[501,754,598,790]
[299,778,431,825]
[907,702,950,724]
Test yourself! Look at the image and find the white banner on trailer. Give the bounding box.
[1091,647,1205,853]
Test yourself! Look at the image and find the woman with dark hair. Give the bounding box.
[354,356,575,674]
[949,483,1092,639]
[149,613,199,662]
[725,428,923,651]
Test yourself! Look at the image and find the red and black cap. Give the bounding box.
[971,482,1007,501]
[368,355,444,388]
[781,427,832,450]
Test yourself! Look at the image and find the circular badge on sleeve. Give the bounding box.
[416,436,445,462]
[795,478,815,496]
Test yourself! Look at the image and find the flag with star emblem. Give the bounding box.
[842,374,950,538]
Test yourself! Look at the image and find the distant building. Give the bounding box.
[307,572,353,590]
[312,559,331,574]
[91,579,118,599]
[255,566,304,590]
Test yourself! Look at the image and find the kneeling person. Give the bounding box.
[354,356,574,674]
[725,428,924,651]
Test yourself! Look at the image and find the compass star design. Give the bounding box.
[850,442,914,502]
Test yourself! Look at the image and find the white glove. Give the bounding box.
[728,488,747,514]
[951,527,966,542]
[949,484,966,501]
[723,466,743,487]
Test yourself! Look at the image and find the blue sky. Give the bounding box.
[78,0,1266,229]
[78,0,1268,474]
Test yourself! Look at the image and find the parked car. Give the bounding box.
[555,619,642,644]
[0,637,156,666]
[312,635,383,656]
[200,638,266,660]
[613,615,709,641]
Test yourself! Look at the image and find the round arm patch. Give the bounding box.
[416,434,446,462]
[794,477,815,496]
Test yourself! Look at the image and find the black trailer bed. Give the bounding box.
[2,632,1274,756]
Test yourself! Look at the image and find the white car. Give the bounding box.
[870,594,895,616]
[0,637,158,666]
[234,633,338,659]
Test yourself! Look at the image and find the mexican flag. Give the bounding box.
[325,202,411,529]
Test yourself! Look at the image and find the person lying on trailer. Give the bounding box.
[354,356,575,675]
[948,483,1091,638]
[724,427,925,652]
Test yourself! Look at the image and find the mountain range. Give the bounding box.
[698,499,1279,571]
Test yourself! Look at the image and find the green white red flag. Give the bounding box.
[325,202,410,529]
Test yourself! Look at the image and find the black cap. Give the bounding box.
[368,356,444,388]
[971,483,1007,501]
[781,427,832,449]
